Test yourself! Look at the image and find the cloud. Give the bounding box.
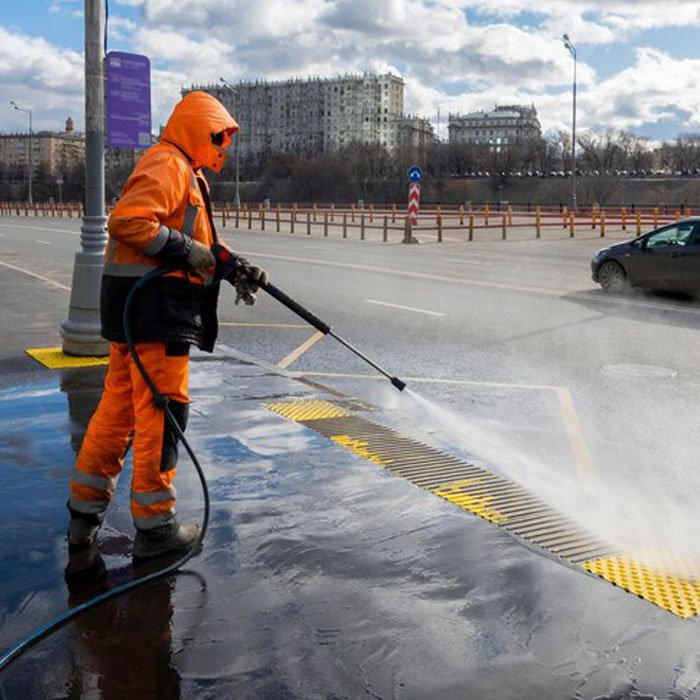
[3,0,700,140]
[0,27,84,131]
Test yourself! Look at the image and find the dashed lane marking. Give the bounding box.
[364,299,445,317]
[234,249,700,317]
[442,258,491,266]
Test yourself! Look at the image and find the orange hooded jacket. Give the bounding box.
[100,92,238,351]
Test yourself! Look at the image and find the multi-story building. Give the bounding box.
[397,115,434,154]
[448,105,541,151]
[0,118,85,179]
[187,73,407,161]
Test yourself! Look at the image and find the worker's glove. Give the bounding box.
[186,240,216,271]
[231,259,268,306]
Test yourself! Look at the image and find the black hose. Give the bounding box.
[0,266,210,673]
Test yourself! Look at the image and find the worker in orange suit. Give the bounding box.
[67,91,267,558]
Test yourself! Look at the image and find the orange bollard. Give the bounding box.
[569,212,575,237]
[484,204,490,226]
[621,206,627,231]
[562,205,568,228]
[536,207,541,238]
[636,212,642,236]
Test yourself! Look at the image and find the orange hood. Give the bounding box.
[161,91,239,173]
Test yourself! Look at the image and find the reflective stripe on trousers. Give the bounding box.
[69,341,190,529]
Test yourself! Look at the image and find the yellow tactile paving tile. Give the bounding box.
[330,435,393,466]
[266,399,352,422]
[432,479,509,524]
[25,347,109,369]
[584,552,700,618]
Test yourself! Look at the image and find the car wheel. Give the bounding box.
[598,260,628,292]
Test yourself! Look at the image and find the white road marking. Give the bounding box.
[0,222,79,235]
[291,370,597,481]
[365,299,445,317]
[0,259,70,290]
[36,240,52,245]
[276,331,325,369]
[443,257,491,266]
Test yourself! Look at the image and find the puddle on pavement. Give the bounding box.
[0,363,699,699]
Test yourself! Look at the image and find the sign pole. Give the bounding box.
[60,0,109,356]
[404,165,422,244]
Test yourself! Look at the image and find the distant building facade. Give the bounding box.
[187,73,409,161]
[397,115,435,153]
[0,118,85,179]
[448,105,541,151]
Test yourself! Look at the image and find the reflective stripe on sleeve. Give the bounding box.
[103,262,159,277]
[143,225,171,255]
[181,203,199,237]
[131,486,177,506]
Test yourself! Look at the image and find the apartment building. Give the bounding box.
[188,73,407,161]
[0,118,85,178]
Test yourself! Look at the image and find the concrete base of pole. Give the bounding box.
[60,215,109,356]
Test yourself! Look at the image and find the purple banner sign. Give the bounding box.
[106,51,152,149]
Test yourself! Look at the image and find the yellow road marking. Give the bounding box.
[555,386,597,482]
[26,347,109,369]
[276,331,325,369]
[0,260,70,290]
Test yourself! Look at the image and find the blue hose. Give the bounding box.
[0,266,210,673]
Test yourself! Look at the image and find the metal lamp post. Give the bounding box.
[9,101,33,204]
[60,0,109,356]
[219,77,241,209]
[562,34,578,212]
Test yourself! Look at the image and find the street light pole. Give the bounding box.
[562,34,578,212]
[60,0,109,356]
[9,101,33,204]
[219,77,241,209]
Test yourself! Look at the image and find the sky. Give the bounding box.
[2,0,700,141]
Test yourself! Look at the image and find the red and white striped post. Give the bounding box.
[408,182,420,227]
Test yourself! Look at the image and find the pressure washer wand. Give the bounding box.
[261,280,406,392]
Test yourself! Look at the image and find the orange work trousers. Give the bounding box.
[69,341,189,530]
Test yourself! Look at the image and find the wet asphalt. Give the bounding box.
[1,217,700,698]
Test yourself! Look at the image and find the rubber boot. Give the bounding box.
[132,522,201,560]
[68,515,102,549]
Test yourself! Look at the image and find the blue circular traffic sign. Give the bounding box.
[408,166,423,183]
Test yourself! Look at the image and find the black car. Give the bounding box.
[591,218,700,292]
